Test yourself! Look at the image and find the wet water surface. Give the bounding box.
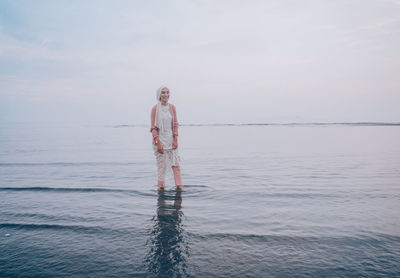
[1,123,400,277]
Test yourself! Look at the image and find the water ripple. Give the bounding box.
[0,186,154,197]
[0,223,106,234]
[0,162,137,167]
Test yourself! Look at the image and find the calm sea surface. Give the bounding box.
[1,123,399,277]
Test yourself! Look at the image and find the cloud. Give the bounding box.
[0,0,399,123]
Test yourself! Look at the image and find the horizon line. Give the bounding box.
[111,121,400,127]
[1,121,399,127]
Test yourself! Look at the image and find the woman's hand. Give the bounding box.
[157,141,164,153]
[172,137,178,149]
[154,137,164,153]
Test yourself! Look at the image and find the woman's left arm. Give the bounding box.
[172,105,179,136]
[172,134,178,149]
[172,105,179,149]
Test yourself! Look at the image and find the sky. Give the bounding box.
[0,0,399,124]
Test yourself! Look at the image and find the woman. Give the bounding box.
[150,86,182,190]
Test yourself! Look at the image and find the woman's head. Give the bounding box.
[156,86,170,104]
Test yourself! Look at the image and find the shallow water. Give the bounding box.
[1,123,400,277]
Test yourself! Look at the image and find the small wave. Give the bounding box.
[2,212,96,223]
[187,232,400,245]
[0,186,208,197]
[0,223,105,234]
[0,162,136,167]
[181,184,209,188]
[261,192,339,198]
[0,186,122,192]
[0,222,149,237]
[0,187,153,196]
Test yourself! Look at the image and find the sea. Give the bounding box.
[1,122,399,278]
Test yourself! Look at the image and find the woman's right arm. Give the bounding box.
[150,106,163,153]
[150,105,158,140]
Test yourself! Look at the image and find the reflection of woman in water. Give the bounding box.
[150,86,183,190]
[145,190,187,277]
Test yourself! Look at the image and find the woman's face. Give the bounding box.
[160,88,170,104]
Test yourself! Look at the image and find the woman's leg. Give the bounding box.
[156,153,166,189]
[172,166,182,190]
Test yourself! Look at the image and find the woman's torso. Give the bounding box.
[158,104,173,149]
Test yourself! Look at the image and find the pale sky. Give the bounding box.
[0,0,399,124]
